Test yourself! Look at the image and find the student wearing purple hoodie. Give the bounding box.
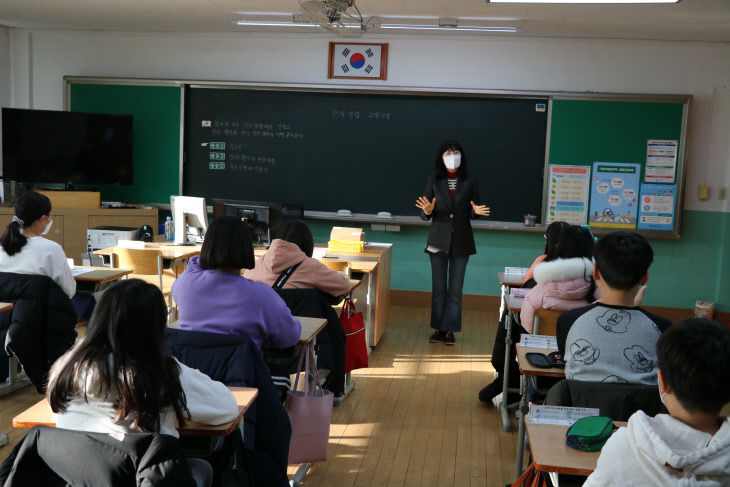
[171,216,301,350]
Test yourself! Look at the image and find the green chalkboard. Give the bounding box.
[546,97,688,236]
[183,87,549,223]
[549,99,684,177]
[68,82,182,204]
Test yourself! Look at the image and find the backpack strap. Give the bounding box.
[272,262,302,291]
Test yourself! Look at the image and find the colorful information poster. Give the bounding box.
[638,183,676,230]
[645,140,677,183]
[589,162,641,229]
[546,165,591,225]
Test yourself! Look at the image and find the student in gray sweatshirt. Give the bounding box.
[557,231,671,385]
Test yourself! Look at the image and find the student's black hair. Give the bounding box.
[276,219,314,258]
[47,279,189,432]
[434,139,469,179]
[543,221,570,261]
[657,318,730,415]
[199,216,255,270]
[553,224,596,300]
[556,225,595,260]
[0,191,52,256]
[594,231,653,290]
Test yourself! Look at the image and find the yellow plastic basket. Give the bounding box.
[328,240,364,253]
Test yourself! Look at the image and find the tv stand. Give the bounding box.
[37,190,100,209]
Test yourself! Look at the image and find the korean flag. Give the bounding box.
[332,44,382,78]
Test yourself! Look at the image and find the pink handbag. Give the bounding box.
[285,346,333,464]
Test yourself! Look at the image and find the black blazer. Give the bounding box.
[419,174,480,257]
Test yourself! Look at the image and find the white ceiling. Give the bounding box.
[0,0,729,42]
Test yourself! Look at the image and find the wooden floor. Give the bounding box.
[0,305,525,486]
[288,305,523,487]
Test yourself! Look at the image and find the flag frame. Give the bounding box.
[327,42,388,80]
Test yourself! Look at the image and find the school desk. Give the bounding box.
[0,302,12,313]
[297,316,328,345]
[94,243,200,271]
[73,266,133,292]
[499,294,524,432]
[13,386,257,437]
[498,272,525,317]
[515,344,566,478]
[525,421,627,476]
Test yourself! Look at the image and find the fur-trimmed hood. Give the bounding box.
[533,257,593,285]
[520,257,594,333]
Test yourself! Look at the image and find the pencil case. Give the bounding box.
[565,416,614,451]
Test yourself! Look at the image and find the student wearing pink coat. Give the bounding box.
[244,222,350,298]
[520,256,595,333]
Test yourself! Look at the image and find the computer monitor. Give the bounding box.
[170,195,209,245]
[212,199,281,246]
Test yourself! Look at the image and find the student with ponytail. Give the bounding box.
[0,191,75,297]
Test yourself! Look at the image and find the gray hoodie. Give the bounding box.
[585,410,730,486]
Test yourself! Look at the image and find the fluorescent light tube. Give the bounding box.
[235,21,318,27]
[487,0,678,3]
[379,24,518,32]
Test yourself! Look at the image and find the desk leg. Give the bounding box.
[334,371,355,407]
[515,374,529,479]
[499,284,507,320]
[499,311,514,432]
[290,463,312,486]
[0,356,31,397]
[366,271,375,350]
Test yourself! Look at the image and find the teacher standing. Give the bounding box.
[415,140,490,345]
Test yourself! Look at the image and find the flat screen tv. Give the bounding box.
[1,107,133,186]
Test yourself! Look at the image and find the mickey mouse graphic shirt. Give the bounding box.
[557,303,672,385]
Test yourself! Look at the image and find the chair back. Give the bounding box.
[533,308,562,336]
[110,247,164,289]
[0,425,195,487]
[545,379,665,422]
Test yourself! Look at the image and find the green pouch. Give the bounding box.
[565,416,614,451]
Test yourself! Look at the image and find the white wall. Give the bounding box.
[8,29,730,212]
[0,26,10,176]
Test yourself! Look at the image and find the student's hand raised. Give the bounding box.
[416,196,436,214]
[471,201,491,216]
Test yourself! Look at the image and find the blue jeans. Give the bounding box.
[429,253,469,332]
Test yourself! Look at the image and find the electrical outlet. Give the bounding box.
[719,187,728,201]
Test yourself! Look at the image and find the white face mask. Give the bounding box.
[443,154,461,171]
[41,219,53,236]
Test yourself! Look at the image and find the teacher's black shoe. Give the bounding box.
[428,330,444,343]
[443,331,455,345]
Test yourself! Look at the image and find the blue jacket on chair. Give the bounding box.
[164,327,291,487]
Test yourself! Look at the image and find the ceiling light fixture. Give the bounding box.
[379,24,517,32]
[235,20,319,27]
[486,0,679,3]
